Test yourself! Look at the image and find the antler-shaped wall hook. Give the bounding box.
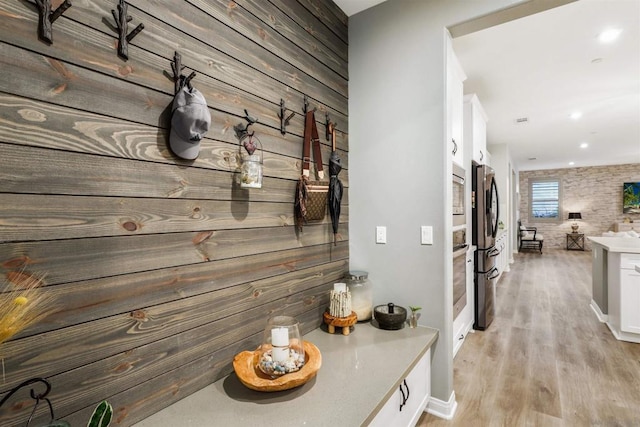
[35,0,72,44]
[279,99,295,135]
[111,0,144,60]
[234,109,259,140]
[170,51,196,94]
[302,95,316,115]
[324,113,338,141]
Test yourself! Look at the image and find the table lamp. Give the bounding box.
[568,212,582,233]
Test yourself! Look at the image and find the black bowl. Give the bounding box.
[374,303,407,330]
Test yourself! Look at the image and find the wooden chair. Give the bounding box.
[518,220,543,253]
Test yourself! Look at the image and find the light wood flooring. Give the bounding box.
[419,249,640,427]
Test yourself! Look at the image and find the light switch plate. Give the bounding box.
[376,226,386,244]
[421,226,433,245]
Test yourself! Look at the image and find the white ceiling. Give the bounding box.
[335,0,640,171]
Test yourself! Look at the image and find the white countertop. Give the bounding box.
[133,323,438,427]
[587,236,640,253]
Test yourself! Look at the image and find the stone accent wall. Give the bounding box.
[519,163,640,250]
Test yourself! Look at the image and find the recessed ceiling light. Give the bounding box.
[580,143,588,149]
[570,111,582,120]
[598,28,622,43]
[569,162,575,166]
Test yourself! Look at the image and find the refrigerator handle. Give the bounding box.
[488,247,500,257]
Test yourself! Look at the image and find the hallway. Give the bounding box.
[420,249,640,426]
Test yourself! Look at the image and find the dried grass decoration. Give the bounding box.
[0,271,56,381]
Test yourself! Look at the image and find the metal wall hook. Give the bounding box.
[111,0,144,61]
[0,377,57,426]
[325,114,337,142]
[303,95,316,115]
[35,0,72,44]
[169,51,196,94]
[278,99,295,135]
[234,109,259,140]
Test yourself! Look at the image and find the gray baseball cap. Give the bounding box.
[170,87,211,160]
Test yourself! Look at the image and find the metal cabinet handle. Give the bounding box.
[480,150,484,161]
[399,379,410,412]
[399,382,407,412]
[452,139,458,155]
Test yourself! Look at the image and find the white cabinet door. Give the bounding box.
[369,349,431,427]
[447,41,466,166]
[464,94,488,165]
[621,268,640,334]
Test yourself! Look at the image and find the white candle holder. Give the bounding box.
[257,315,305,378]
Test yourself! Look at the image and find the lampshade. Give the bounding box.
[568,212,582,220]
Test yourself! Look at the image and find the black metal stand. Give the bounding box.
[0,377,56,426]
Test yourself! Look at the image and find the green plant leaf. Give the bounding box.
[87,400,113,427]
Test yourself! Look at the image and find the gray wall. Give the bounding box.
[348,0,527,403]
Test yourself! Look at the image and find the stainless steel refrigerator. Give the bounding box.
[472,162,500,330]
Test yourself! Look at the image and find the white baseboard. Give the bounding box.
[590,299,608,323]
[426,390,457,420]
[605,321,640,344]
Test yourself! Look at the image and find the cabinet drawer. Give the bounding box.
[369,349,431,427]
[621,253,640,270]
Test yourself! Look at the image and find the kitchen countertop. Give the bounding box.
[133,323,438,427]
[587,236,640,253]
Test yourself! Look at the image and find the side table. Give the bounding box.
[566,233,585,251]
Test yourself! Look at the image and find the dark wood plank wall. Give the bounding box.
[0,0,348,425]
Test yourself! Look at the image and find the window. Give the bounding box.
[529,178,561,221]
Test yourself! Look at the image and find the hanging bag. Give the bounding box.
[295,110,328,229]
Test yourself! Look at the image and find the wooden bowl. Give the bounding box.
[233,341,321,392]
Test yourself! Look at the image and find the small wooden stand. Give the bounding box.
[323,311,357,335]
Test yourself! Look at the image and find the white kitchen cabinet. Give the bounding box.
[494,230,508,282]
[463,94,488,165]
[606,252,640,343]
[447,42,466,167]
[369,349,431,427]
[620,256,640,334]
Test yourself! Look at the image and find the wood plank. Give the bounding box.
[268,0,348,63]
[0,94,349,175]
[9,242,348,337]
[1,1,349,133]
[297,0,348,44]
[0,263,338,395]
[0,222,350,285]
[57,305,326,427]
[419,250,640,426]
[0,285,332,425]
[0,143,350,200]
[236,0,348,71]
[105,0,348,101]
[183,0,348,87]
[0,193,349,242]
[0,41,171,129]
